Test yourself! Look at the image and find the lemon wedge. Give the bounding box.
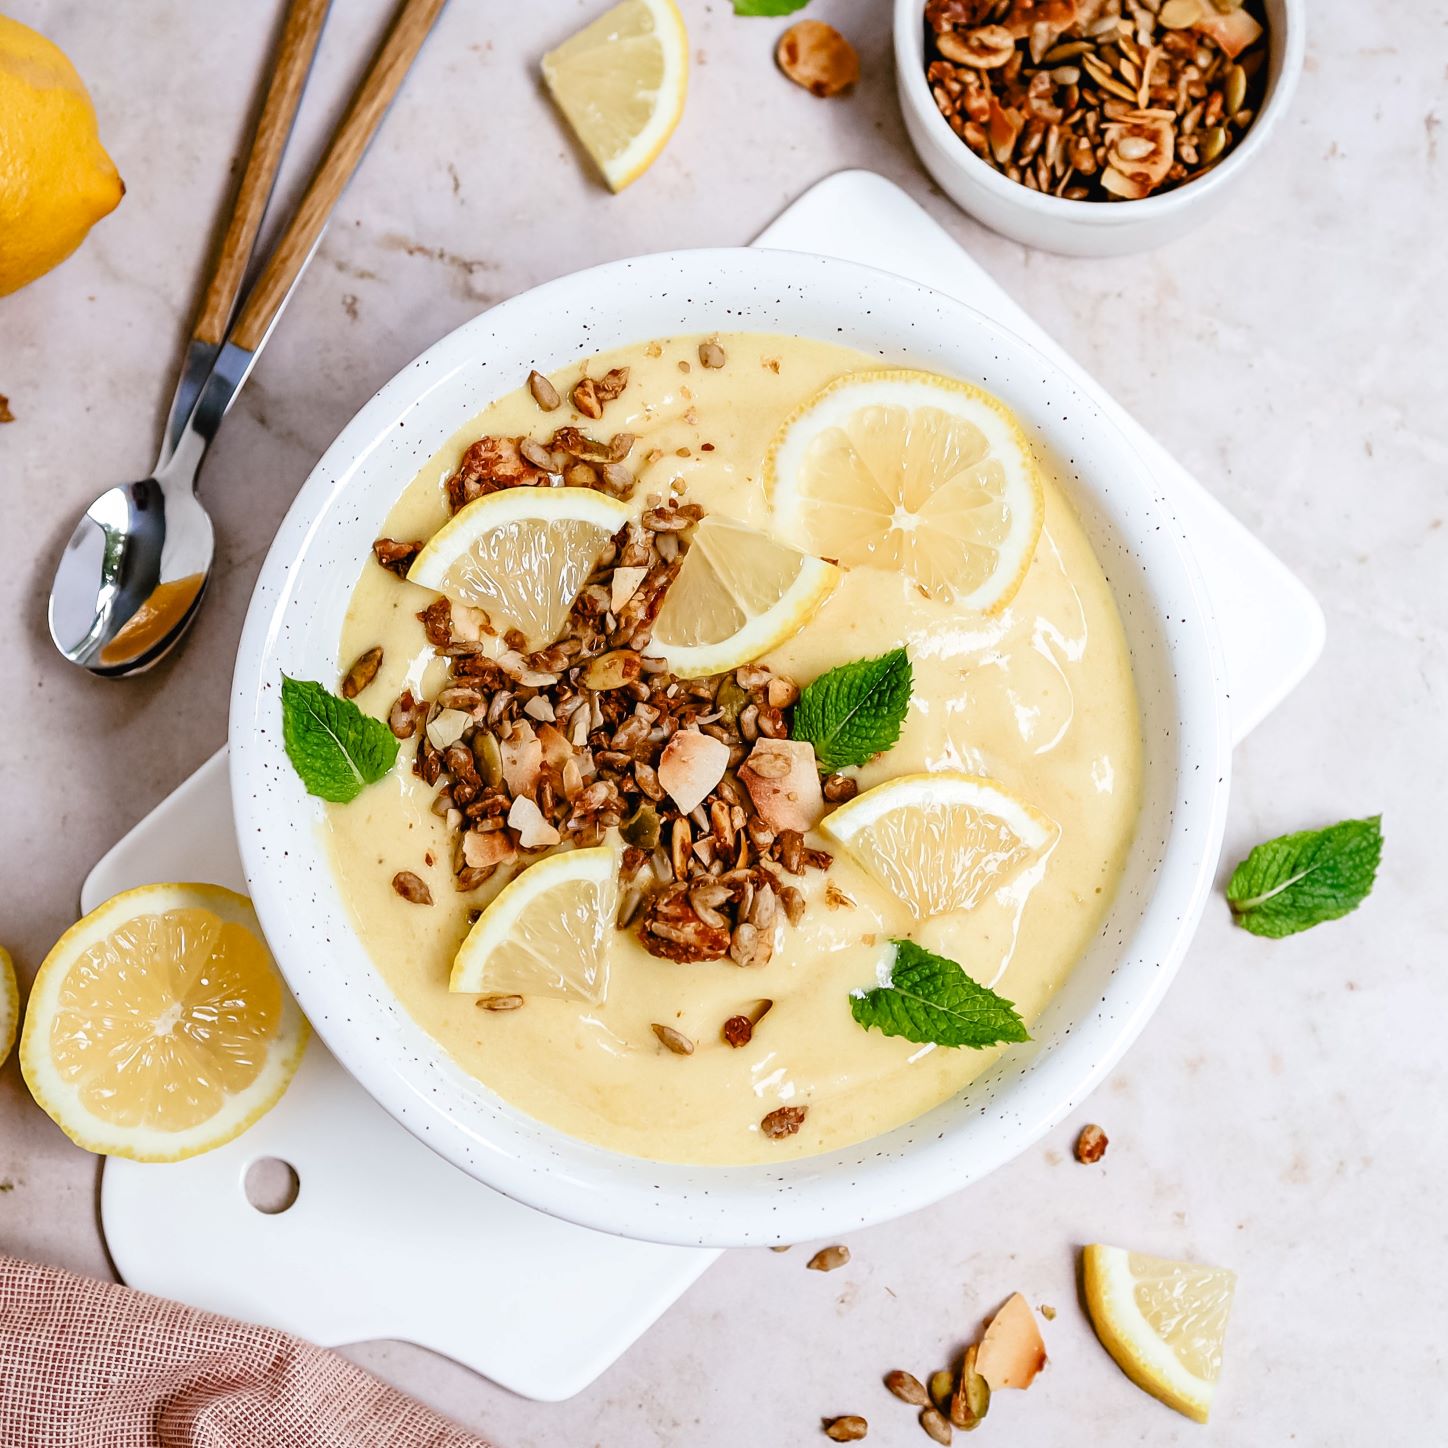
[0,945,17,1066]
[1083,1244,1238,1424]
[542,0,688,192]
[820,772,1059,918]
[650,514,839,678]
[768,369,1044,613]
[19,883,308,1161]
[408,486,633,647]
[450,847,617,1004]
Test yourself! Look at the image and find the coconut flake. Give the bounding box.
[657,729,730,816]
[507,795,561,849]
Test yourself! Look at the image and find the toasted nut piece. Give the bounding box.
[388,689,423,739]
[822,772,858,804]
[372,537,422,576]
[938,24,1014,68]
[777,19,860,98]
[824,1417,868,1442]
[919,1407,952,1444]
[807,1244,850,1272]
[698,340,727,369]
[761,1104,807,1139]
[651,1022,695,1055]
[528,369,562,411]
[658,729,730,815]
[341,646,383,698]
[391,870,432,905]
[477,994,524,1011]
[975,1292,1047,1390]
[1075,1122,1109,1163]
[885,1371,930,1407]
[594,366,630,401]
[572,376,603,419]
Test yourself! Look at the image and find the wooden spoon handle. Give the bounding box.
[228,0,448,354]
[192,0,331,347]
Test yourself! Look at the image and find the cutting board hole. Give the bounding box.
[244,1157,300,1215]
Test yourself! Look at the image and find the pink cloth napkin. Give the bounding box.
[0,1254,492,1448]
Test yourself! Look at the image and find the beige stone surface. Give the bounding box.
[1,1,1444,1442]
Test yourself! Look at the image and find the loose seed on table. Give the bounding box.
[885,1370,930,1407]
[807,1244,850,1272]
[824,1416,868,1442]
[919,1406,953,1444]
[1076,1122,1109,1162]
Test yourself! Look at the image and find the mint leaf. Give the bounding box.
[733,0,809,14]
[851,939,1030,1049]
[1226,815,1382,938]
[793,649,912,772]
[280,675,399,803]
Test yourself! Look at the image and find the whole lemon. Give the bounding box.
[0,14,123,297]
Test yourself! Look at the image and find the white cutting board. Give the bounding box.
[94,169,1323,1403]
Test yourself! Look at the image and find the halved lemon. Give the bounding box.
[19,883,308,1161]
[821,772,1059,918]
[768,369,1044,613]
[0,945,17,1066]
[649,514,839,678]
[1083,1244,1238,1424]
[408,486,633,647]
[542,0,688,192]
[450,847,617,1005]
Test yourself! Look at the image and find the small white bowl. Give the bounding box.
[894,0,1304,256]
[231,249,1230,1247]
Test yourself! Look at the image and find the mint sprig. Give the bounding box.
[851,940,1030,1050]
[733,0,809,14]
[793,648,912,772]
[281,675,399,803]
[1226,815,1382,938]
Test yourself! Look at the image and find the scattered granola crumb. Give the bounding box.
[761,1105,807,1139]
[528,370,562,411]
[1039,1304,1057,1321]
[723,1014,753,1048]
[476,994,524,1011]
[391,871,433,905]
[341,646,383,699]
[1075,1122,1109,1163]
[824,881,856,910]
[807,1244,850,1272]
[0,394,13,423]
[698,339,726,369]
[770,1244,791,1253]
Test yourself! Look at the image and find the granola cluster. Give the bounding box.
[371,429,853,970]
[924,0,1267,201]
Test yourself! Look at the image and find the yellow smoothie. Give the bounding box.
[325,333,1141,1164]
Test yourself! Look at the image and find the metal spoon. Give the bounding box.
[49,0,449,675]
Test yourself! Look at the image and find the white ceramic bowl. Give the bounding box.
[895,0,1304,256]
[230,248,1230,1247]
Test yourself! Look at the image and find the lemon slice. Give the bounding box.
[1083,1244,1238,1423]
[408,486,633,647]
[0,945,17,1066]
[768,369,1044,613]
[19,883,308,1161]
[649,514,839,677]
[450,847,617,1004]
[821,772,1059,918]
[542,0,688,192]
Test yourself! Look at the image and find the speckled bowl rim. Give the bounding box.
[230,248,1231,1247]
